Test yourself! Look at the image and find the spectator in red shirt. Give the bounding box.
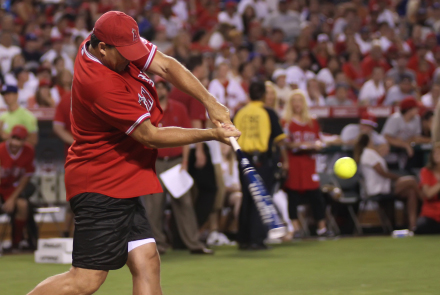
[343,51,365,91]
[196,2,219,32]
[265,28,288,61]
[415,143,440,234]
[144,80,212,254]
[282,90,333,239]
[361,42,390,79]
[407,44,435,75]
[0,125,37,252]
[416,59,434,94]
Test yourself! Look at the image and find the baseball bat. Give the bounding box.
[229,137,286,240]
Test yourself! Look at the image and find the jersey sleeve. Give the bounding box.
[93,78,151,135]
[132,37,158,73]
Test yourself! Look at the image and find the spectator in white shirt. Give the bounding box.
[316,56,339,95]
[421,83,440,108]
[286,51,315,91]
[377,1,396,28]
[40,37,74,74]
[306,79,325,106]
[0,31,21,76]
[354,27,372,55]
[208,63,247,116]
[218,2,244,32]
[272,68,290,114]
[70,16,90,40]
[160,2,183,39]
[14,67,38,108]
[341,112,389,154]
[238,0,271,21]
[359,67,385,106]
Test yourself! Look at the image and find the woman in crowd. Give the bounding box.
[282,90,333,238]
[414,143,440,234]
[354,133,421,230]
[28,79,56,108]
[264,81,278,111]
[51,68,72,105]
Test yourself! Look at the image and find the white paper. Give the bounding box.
[159,164,194,199]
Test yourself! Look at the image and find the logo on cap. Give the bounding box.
[132,28,139,42]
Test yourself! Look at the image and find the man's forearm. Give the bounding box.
[384,135,409,149]
[133,123,216,149]
[53,124,74,145]
[192,120,205,153]
[8,176,30,201]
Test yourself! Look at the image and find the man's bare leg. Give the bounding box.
[126,242,162,295]
[27,267,108,295]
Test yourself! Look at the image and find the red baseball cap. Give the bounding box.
[11,125,28,140]
[399,96,419,111]
[360,112,378,128]
[93,11,148,61]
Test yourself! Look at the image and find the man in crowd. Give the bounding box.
[169,56,219,229]
[0,85,38,146]
[0,125,37,252]
[386,53,415,84]
[382,97,431,164]
[326,83,353,106]
[143,79,213,255]
[0,31,21,76]
[53,91,74,237]
[383,74,417,106]
[341,112,389,155]
[208,62,247,116]
[358,66,385,106]
[286,51,315,92]
[233,81,286,250]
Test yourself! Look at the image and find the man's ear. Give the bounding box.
[98,42,107,56]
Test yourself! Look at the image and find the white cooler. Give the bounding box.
[35,238,73,264]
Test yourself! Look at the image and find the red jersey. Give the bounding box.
[0,142,35,200]
[419,168,440,222]
[168,87,206,122]
[53,91,72,158]
[65,37,163,200]
[360,56,390,78]
[157,99,191,158]
[283,118,321,191]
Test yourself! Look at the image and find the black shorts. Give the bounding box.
[70,193,154,271]
[286,189,326,221]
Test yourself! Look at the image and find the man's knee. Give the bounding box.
[15,198,28,216]
[128,243,160,277]
[68,267,108,294]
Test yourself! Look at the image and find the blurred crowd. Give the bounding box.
[2,0,440,253]
[1,0,440,112]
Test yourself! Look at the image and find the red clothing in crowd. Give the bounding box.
[65,37,163,200]
[342,62,365,87]
[0,142,35,200]
[283,118,321,191]
[157,99,191,159]
[419,168,440,222]
[360,56,390,78]
[168,88,207,122]
[53,92,72,158]
[407,55,435,75]
[264,38,288,61]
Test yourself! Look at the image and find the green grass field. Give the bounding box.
[2,236,440,295]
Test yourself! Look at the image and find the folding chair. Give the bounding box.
[322,172,363,235]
